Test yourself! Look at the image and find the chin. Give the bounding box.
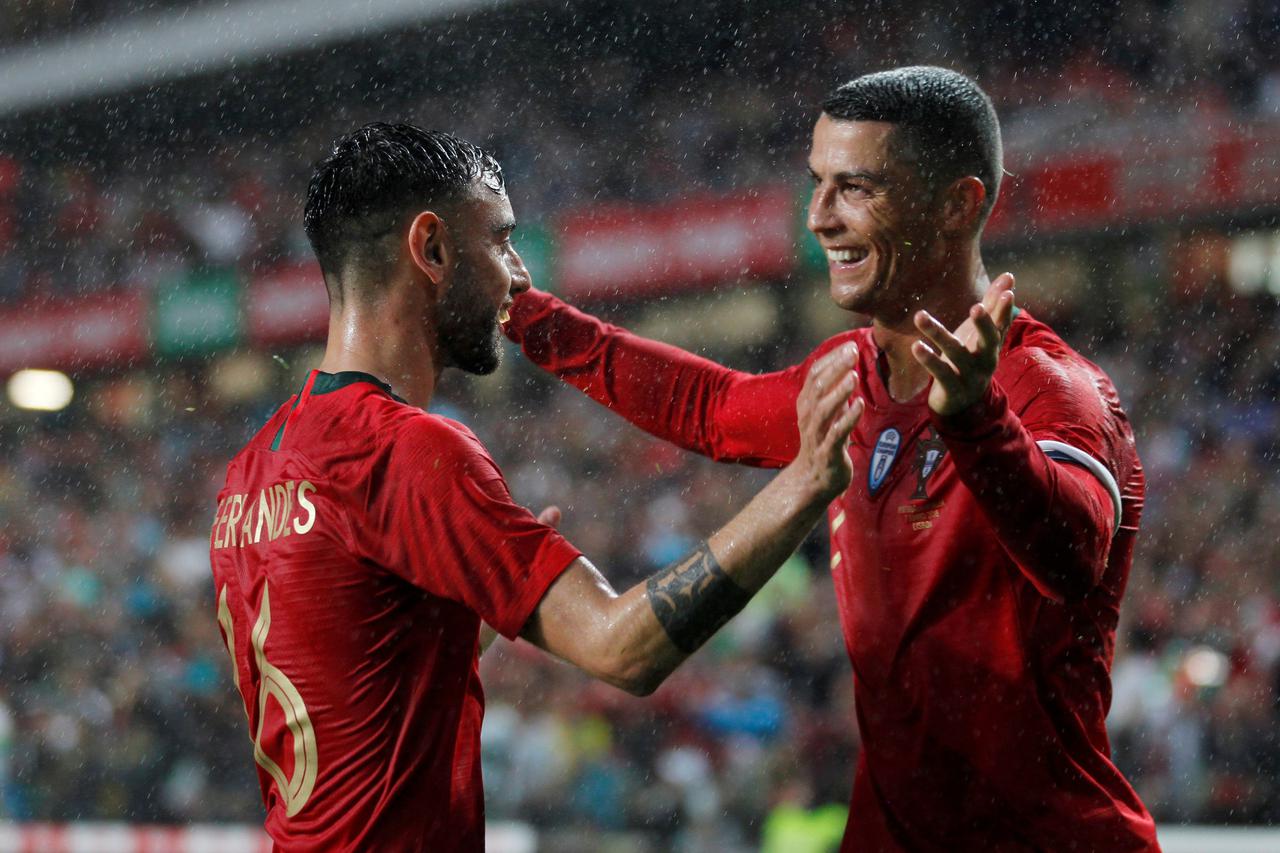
[443,325,503,376]
[460,344,502,376]
[830,280,877,314]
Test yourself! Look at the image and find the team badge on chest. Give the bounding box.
[911,429,948,500]
[868,428,901,496]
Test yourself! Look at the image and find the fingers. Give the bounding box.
[919,271,1015,365]
[981,272,1015,313]
[798,343,858,422]
[825,396,864,450]
[911,338,960,388]
[991,273,1016,331]
[913,310,969,365]
[802,343,858,399]
[798,343,861,464]
[970,303,1000,354]
[536,505,562,528]
[811,370,859,436]
[972,273,1015,357]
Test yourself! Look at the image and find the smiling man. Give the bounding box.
[505,68,1160,850]
[208,122,861,851]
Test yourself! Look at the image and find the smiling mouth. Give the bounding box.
[826,247,869,264]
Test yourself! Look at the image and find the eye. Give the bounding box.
[843,182,872,198]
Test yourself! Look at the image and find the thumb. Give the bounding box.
[536,505,562,528]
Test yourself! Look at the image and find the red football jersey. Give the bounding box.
[209,370,580,852]
[507,291,1160,852]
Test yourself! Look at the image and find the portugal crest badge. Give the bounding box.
[911,430,948,500]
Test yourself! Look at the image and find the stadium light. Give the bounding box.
[1183,645,1229,689]
[7,368,74,412]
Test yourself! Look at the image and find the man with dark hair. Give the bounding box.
[505,67,1161,850]
[209,122,862,852]
[821,67,1004,225]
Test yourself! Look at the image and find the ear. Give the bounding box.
[939,176,987,235]
[407,211,449,286]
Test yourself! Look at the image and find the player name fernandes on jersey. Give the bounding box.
[210,479,318,550]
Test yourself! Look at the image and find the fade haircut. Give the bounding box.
[822,66,1003,224]
[303,122,505,302]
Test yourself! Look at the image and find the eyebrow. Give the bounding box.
[492,219,517,234]
[808,167,887,184]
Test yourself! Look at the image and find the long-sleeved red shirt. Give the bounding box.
[507,289,1159,852]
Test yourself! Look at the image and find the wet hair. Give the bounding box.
[822,66,1002,223]
[303,122,504,300]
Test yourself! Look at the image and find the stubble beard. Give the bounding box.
[437,268,503,376]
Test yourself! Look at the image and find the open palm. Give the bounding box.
[911,273,1016,417]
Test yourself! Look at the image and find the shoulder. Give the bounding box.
[818,327,870,355]
[997,311,1123,418]
[383,408,502,482]
[802,328,868,368]
[997,311,1139,474]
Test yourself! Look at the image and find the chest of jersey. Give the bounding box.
[842,401,954,553]
[825,395,1021,691]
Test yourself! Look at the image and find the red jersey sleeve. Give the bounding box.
[507,288,856,467]
[932,338,1133,602]
[365,414,582,639]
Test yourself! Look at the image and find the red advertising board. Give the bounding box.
[0,291,148,375]
[986,124,1280,241]
[245,262,328,347]
[555,186,796,300]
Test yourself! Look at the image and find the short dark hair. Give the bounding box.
[303,122,504,297]
[822,66,1002,222]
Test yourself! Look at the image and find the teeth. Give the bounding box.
[498,307,511,324]
[827,248,867,263]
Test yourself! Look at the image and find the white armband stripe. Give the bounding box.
[1036,439,1123,534]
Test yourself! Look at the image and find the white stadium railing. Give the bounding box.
[0,823,1276,852]
[0,823,539,853]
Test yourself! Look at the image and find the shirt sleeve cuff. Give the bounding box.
[930,380,1011,442]
[504,287,557,344]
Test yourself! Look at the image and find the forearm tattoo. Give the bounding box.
[645,542,752,654]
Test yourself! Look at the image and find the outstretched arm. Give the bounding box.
[506,289,851,467]
[913,274,1122,602]
[520,344,863,694]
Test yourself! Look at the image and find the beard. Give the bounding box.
[436,266,503,376]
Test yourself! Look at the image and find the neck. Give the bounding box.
[871,251,988,403]
[316,289,440,409]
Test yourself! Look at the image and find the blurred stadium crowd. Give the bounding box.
[0,0,1278,849]
[5,0,1280,303]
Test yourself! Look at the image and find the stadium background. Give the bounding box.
[1,0,1279,850]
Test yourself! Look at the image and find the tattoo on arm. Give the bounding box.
[645,542,752,654]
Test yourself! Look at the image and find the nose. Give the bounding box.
[807,183,840,237]
[508,247,532,294]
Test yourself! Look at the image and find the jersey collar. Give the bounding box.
[311,370,407,404]
[270,370,406,451]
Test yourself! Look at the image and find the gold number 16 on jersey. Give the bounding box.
[218,583,319,817]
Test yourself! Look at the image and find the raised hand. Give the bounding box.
[793,343,864,499]
[912,273,1016,417]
